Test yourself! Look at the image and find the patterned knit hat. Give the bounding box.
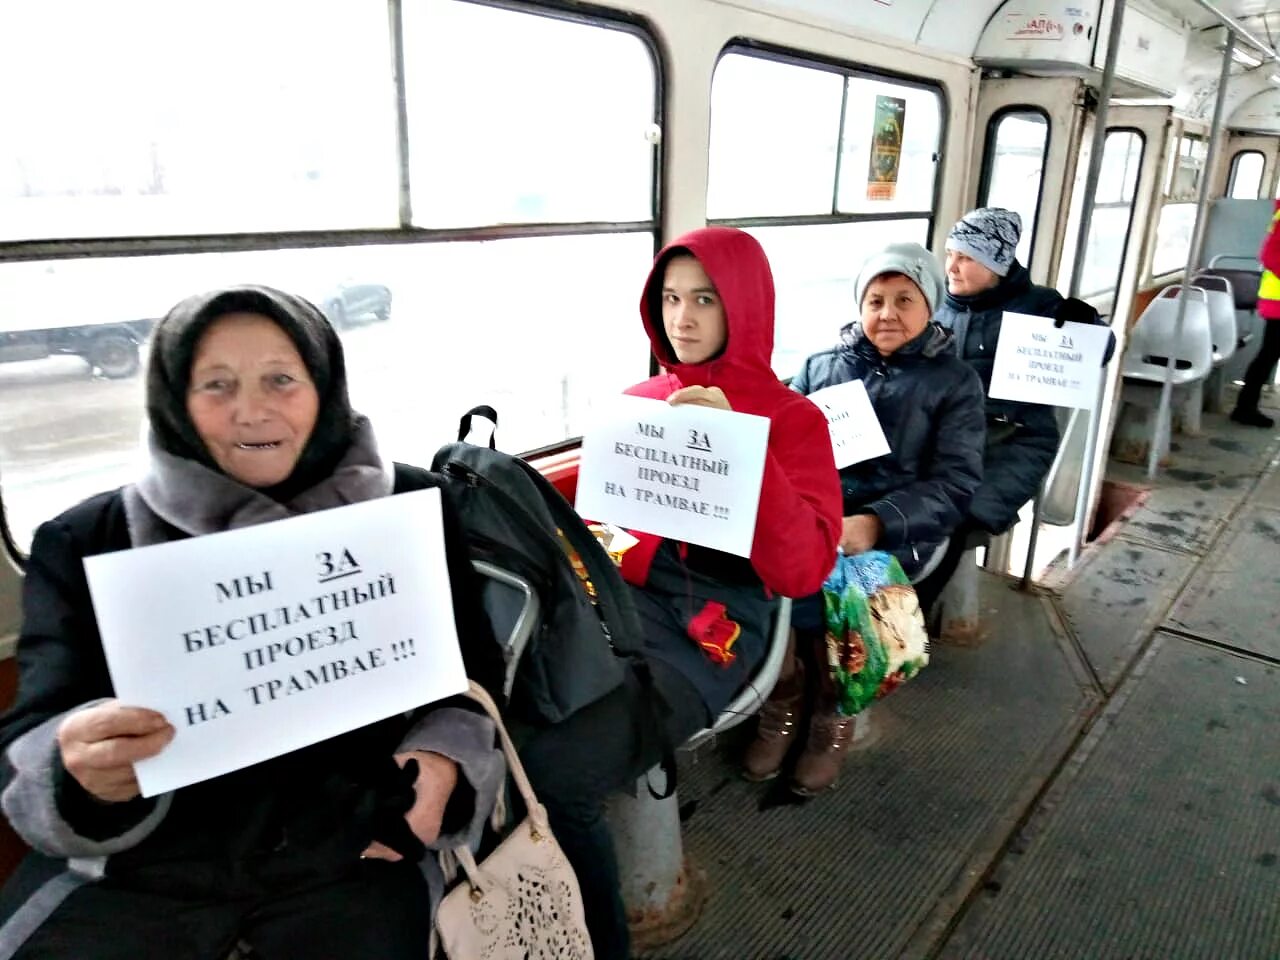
[946,207,1022,277]
[855,241,945,316]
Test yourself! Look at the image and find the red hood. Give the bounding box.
[638,226,778,396]
[621,226,843,598]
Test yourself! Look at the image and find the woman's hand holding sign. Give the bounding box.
[57,701,175,803]
[667,386,731,411]
[360,750,459,862]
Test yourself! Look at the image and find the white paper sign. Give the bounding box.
[806,379,892,469]
[84,488,467,797]
[574,395,770,557]
[988,312,1112,410]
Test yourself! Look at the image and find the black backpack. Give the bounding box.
[431,406,661,729]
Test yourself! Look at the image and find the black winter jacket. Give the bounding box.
[0,466,503,903]
[791,323,986,577]
[933,262,1065,534]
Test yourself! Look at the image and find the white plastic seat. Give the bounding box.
[1122,285,1214,386]
[1184,276,1237,364]
[683,597,792,751]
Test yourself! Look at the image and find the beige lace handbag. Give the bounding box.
[430,682,594,960]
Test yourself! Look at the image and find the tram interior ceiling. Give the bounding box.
[0,0,1279,957]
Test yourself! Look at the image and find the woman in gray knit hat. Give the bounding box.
[0,286,505,958]
[741,241,986,796]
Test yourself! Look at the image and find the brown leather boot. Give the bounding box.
[790,703,855,796]
[741,658,805,781]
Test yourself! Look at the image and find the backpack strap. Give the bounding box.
[457,405,499,447]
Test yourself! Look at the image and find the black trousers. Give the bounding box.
[518,658,708,960]
[911,526,979,618]
[1235,318,1280,414]
[7,859,432,960]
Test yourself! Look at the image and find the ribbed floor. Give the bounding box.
[639,578,1094,960]
[1115,482,1234,554]
[1059,540,1195,692]
[1166,504,1280,661]
[940,634,1280,960]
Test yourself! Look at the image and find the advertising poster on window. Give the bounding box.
[867,95,906,201]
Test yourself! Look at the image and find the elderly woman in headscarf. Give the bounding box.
[0,286,504,959]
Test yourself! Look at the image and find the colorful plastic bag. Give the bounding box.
[822,550,930,716]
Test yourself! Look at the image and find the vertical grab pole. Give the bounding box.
[1022,0,1126,587]
[1147,34,1235,480]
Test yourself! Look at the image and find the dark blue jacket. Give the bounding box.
[933,262,1065,534]
[791,322,986,577]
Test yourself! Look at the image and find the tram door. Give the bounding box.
[969,76,1086,287]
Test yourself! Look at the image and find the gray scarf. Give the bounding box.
[123,416,393,547]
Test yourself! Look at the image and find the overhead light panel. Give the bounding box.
[1232,47,1263,67]
[1271,73,1280,83]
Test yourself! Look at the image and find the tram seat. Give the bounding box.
[1175,279,1236,365]
[1122,285,1214,388]
[1199,254,1262,350]
[1176,277,1237,413]
[1113,285,1214,462]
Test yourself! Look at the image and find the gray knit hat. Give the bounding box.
[946,207,1021,276]
[854,242,945,316]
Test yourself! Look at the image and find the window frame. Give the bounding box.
[977,105,1051,268]
[1075,127,1146,300]
[1227,149,1266,200]
[0,0,667,564]
[706,40,948,245]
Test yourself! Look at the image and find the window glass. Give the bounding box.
[1229,151,1265,200]
[0,0,399,240]
[708,55,844,218]
[981,111,1049,265]
[1166,133,1206,200]
[1152,202,1197,277]
[835,77,942,214]
[746,220,930,379]
[1073,130,1145,297]
[404,2,656,226]
[0,234,653,553]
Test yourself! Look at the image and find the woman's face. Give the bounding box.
[186,312,320,488]
[945,250,1001,296]
[861,273,930,356]
[661,254,728,365]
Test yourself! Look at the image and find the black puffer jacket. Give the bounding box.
[791,322,986,577]
[934,261,1065,534]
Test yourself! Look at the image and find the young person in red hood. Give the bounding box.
[519,226,841,959]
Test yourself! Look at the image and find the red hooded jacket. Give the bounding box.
[619,227,841,598]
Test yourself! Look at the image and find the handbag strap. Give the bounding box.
[460,681,545,830]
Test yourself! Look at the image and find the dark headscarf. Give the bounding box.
[146,284,355,501]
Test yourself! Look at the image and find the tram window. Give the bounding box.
[708,55,845,218]
[708,50,942,375]
[403,1,656,226]
[1152,202,1197,277]
[835,78,942,215]
[1229,151,1266,200]
[747,219,929,379]
[0,1,399,241]
[0,235,654,553]
[1071,130,1144,298]
[1165,133,1206,199]
[979,109,1049,266]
